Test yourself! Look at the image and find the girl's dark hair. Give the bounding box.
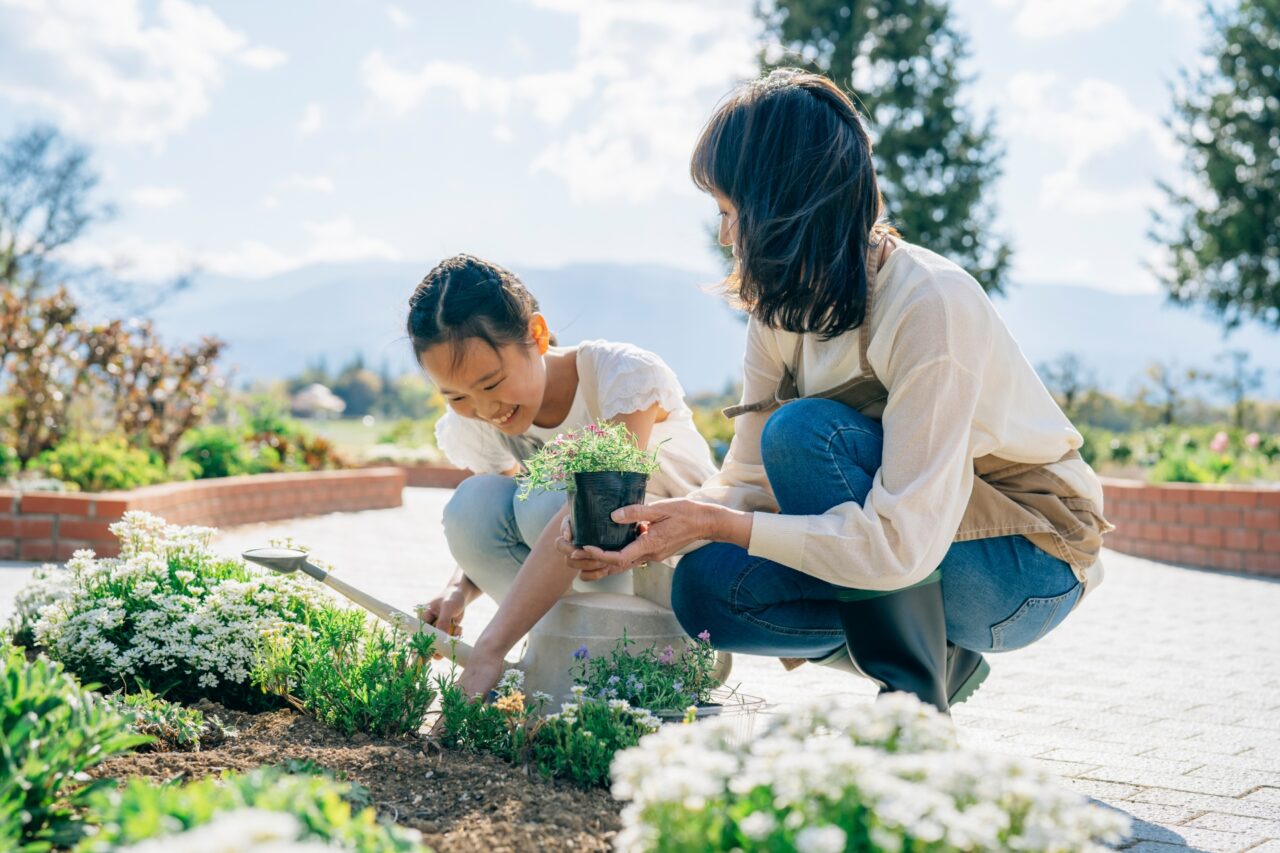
[407,254,548,366]
[691,68,893,339]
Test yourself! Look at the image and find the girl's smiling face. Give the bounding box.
[419,319,550,436]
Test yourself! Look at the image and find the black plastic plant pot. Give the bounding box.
[569,471,649,551]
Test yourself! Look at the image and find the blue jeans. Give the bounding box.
[672,399,1082,658]
[442,475,634,602]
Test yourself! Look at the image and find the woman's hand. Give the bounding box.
[416,579,474,657]
[556,498,747,582]
[456,648,506,703]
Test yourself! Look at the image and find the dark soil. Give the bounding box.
[91,702,622,852]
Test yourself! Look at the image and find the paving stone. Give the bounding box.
[1184,812,1280,836]
[1128,789,1280,822]
[4,487,1280,852]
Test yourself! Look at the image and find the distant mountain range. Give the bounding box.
[151,260,1280,398]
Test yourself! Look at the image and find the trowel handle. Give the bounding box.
[316,570,478,665]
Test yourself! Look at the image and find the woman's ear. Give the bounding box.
[530,313,551,355]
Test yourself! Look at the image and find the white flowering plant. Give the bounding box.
[434,668,660,788]
[75,767,425,852]
[16,512,331,708]
[610,693,1132,853]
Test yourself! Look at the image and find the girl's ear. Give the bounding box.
[530,313,551,355]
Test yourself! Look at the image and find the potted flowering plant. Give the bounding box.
[519,420,661,550]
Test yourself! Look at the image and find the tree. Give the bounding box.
[1151,0,1280,330]
[1213,349,1264,428]
[1037,353,1096,419]
[760,0,1013,293]
[0,125,189,314]
[1137,361,1204,426]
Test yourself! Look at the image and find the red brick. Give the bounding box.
[1164,487,1197,504]
[1193,488,1224,505]
[57,519,117,541]
[0,540,15,560]
[1244,552,1280,575]
[1262,531,1280,553]
[1166,525,1192,544]
[0,517,53,538]
[1257,491,1280,508]
[1153,503,1179,523]
[1130,503,1155,522]
[92,498,130,518]
[1178,506,1208,525]
[1192,527,1224,548]
[1211,551,1245,571]
[20,493,96,515]
[1221,490,1259,508]
[1209,508,1243,528]
[1155,542,1179,562]
[1225,529,1261,551]
[18,540,56,561]
[1178,544,1211,566]
[1244,509,1280,530]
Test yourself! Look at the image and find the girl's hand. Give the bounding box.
[456,649,507,703]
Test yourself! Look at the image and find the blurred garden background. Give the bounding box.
[2,0,1279,493]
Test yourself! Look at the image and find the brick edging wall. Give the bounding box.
[1101,478,1280,577]
[0,467,407,562]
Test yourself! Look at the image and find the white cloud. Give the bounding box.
[130,185,185,207]
[990,0,1130,38]
[297,102,324,135]
[387,4,413,29]
[261,194,279,209]
[1004,73,1178,215]
[281,174,336,193]
[360,0,759,202]
[65,217,400,281]
[0,0,287,146]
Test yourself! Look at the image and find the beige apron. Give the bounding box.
[725,237,1112,590]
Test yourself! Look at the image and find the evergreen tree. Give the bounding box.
[760,0,1013,293]
[1152,0,1280,329]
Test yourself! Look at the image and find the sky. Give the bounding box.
[0,0,1208,295]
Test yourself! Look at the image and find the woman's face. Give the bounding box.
[713,190,739,251]
[419,328,548,436]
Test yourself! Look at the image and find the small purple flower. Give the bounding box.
[607,675,621,685]
[697,630,711,643]
[672,680,684,692]
[658,645,675,665]
[573,644,589,660]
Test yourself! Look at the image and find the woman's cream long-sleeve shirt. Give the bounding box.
[688,242,1105,591]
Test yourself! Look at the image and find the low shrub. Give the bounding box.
[253,606,438,738]
[1,646,149,851]
[611,693,1131,853]
[435,669,659,788]
[75,767,426,852]
[570,630,719,712]
[102,689,231,752]
[27,435,176,493]
[179,425,255,479]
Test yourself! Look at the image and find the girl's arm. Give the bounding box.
[456,404,665,699]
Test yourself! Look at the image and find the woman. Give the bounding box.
[557,69,1111,713]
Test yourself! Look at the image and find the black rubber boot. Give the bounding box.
[835,570,949,713]
[947,643,990,707]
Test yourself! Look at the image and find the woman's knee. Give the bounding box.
[512,486,567,545]
[670,543,740,641]
[760,398,882,475]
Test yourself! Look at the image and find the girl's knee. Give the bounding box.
[443,475,517,547]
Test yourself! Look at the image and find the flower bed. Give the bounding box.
[0,467,405,561]
[1101,477,1280,576]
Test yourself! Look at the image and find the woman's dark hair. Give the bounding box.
[407,254,548,366]
[691,68,892,339]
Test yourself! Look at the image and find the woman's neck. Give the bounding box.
[531,346,580,429]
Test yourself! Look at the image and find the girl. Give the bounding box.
[407,254,718,699]
[559,70,1112,713]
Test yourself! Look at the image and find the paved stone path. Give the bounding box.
[4,486,1278,851]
